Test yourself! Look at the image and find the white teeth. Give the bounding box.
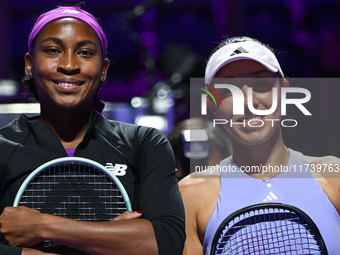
[244,116,261,122]
[58,82,79,87]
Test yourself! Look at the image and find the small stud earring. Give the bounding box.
[101,76,105,80]
[29,72,33,78]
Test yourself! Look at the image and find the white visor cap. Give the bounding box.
[205,40,284,85]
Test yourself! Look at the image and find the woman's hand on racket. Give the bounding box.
[0,206,45,247]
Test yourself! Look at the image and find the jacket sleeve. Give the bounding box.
[135,127,186,255]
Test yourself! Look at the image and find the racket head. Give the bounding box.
[210,203,328,255]
[13,157,132,217]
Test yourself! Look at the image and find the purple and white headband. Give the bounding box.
[28,6,107,54]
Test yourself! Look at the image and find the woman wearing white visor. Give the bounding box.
[179,36,340,255]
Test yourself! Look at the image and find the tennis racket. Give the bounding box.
[210,203,328,255]
[13,157,132,247]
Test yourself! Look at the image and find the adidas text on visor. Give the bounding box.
[205,41,284,85]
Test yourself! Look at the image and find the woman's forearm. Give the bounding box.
[1,207,158,255]
[40,214,158,255]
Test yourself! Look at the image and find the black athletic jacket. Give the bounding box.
[0,111,185,255]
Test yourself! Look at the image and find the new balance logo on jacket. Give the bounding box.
[105,163,127,176]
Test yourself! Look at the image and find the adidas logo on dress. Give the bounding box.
[263,191,278,202]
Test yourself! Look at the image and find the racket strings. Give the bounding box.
[215,208,323,255]
[20,163,127,221]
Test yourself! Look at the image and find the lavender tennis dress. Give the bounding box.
[203,149,340,254]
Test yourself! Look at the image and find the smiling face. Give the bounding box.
[25,18,109,111]
[208,60,287,146]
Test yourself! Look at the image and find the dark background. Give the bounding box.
[0,0,339,157]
